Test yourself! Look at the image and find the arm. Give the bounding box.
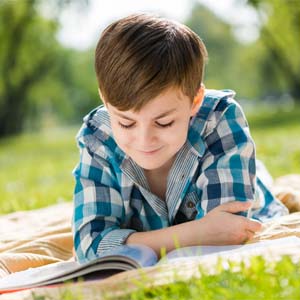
[127,201,261,256]
[196,98,257,216]
[74,144,261,260]
[73,132,135,263]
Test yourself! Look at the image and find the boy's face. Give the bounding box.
[105,86,203,172]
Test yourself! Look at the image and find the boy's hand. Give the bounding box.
[127,201,262,255]
[197,201,262,245]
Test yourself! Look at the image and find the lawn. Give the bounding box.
[247,105,300,178]
[0,106,300,299]
[0,126,78,214]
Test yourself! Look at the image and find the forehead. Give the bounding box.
[110,87,191,115]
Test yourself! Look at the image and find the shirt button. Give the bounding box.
[180,174,185,180]
[187,201,195,208]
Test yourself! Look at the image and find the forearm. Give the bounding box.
[126,220,201,256]
[126,201,262,257]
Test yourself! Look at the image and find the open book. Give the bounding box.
[0,236,299,293]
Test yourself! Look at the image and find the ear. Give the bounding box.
[98,88,107,107]
[191,83,205,116]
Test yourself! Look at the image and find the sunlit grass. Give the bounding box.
[0,126,78,214]
[28,256,300,300]
[247,105,300,177]
[117,256,300,300]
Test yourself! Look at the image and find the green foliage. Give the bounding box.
[55,49,100,122]
[0,0,98,137]
[185,1,300,102]
[246,0,300,100]
[27,48,99,127]
[1,0,300,137]
[0,0,61,136]
[185,4,243,91]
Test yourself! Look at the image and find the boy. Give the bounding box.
[73,13,288,263]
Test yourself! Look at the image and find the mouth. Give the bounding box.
[139,147,163,155]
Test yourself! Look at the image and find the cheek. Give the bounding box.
[115,132,133,147]
[174,120,190,138]
[165,123,189,145]
[111,125,131,148]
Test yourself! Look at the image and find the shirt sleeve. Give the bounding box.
[72,132,135,263]
[195,99,256,216]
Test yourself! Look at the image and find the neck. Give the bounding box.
[143,156,176,200]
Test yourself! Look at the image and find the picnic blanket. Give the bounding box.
[0,202,73,278]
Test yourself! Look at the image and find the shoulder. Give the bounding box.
[188,89,250,154]
[201,88,239,122]
[192,89,247,136]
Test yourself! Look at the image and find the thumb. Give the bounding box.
[217,201,252,214]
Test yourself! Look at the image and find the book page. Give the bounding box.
[161,236,300,263]
[0,260,78,291]
[0,244,157,293]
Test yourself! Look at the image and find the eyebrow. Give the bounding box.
[114,108,177,121]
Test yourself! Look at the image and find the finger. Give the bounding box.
[217,201,252,214]
[246,218,263,233]
[241,231,254,244]
[246,230,255,242]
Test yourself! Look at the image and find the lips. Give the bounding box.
[139,147,162,154]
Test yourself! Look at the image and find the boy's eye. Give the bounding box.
[118,122,135,129]
[118,121,174,129]
[156,121,174,128]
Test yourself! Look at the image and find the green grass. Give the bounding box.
[1,106,300,299]
[30,256,300,300]
[247,105,300,177]
[119,256,300,300]
[0,126,78,214]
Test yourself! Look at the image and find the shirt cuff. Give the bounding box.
[97,228,136,254]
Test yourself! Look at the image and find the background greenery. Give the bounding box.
[0,1,300,298]
[0,0,300,137]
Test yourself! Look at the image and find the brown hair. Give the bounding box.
[95,13,208,111]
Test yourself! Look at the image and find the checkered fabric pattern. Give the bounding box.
[73,89,288,263]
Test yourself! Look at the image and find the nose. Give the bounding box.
[137,125,157,149]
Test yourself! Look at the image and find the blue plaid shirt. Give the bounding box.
[73,89,287,263]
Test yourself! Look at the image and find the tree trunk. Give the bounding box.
[0,94,26,137]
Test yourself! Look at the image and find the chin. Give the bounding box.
[133,159,165,171]
[137,162,162,170]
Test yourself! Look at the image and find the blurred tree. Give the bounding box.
[247,0,300,101]
[185,3,244,92]
[60,49,99,122]
[0,0,61,137]
[0,0,95,138]
[27,48,99,127]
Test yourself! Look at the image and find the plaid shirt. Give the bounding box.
[73,89,288,263]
